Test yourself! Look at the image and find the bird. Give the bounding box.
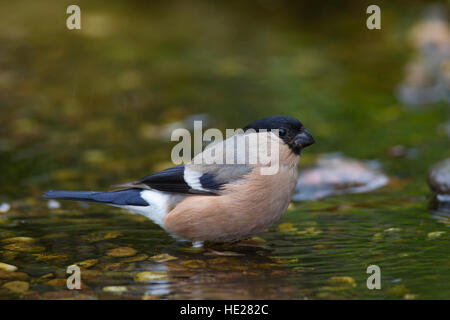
[43,115,315,246]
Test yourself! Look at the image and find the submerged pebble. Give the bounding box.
[0,271,28,280]
[3,243,45,253]
[180,259,207,269]
[0,203,10,213]
[2,281,29,293]
[106,247,137,257]
[103,286,128,294]
[428,158,450,213]
[74,259,99,269]
[134,271,168,282]
[150,253,178,263]
[427,231,446,239]
[47,200,61,209]
[328,276,357,288]
[387,284,409,296]
[428,158,450,194]
[81,231,123,243]
[121,254,148,263]
[2,237,35,244]
[45,278,67,287]
[0,262,17,272]
[293,154,388,201]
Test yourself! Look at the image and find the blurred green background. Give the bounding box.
[1,0,448,199]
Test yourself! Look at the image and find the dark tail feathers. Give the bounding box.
[42,188,148,206]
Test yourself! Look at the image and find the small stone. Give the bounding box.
[373,233,384,240]
[81,231,123,243]
[0,271,29,280]
[3,281,29,293]
[32,273,54,283]
[33,253,69,262]
[150,253,178,263]
[204,249,244,257]
[0,203,10,213]
[427,231,445,239]
[269,257,299,264]
[427,158,450,194]
[134,271,168,282]
[2,237,35,243]
[235,237,266,247]
[4,243,45,252]
[293,154,388,201]
[121,254,148,263]
[207,257,247,271]
[180,259,207,269]
[102,262,125,271]
[0,262,18,272]
[328,276,356,288]
[297,227,322,236]
[142,294,159,300]
[103,286,128,293]
[384,227,401,233]
[47,200,60,209]
[106,247,137,257]
[45,278,67,287]
[277,223,298,233]
[74,259,98,269]
[387,284,409,296]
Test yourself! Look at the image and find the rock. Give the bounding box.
[3,243,45,252]
[428,158,450,212]
[293,154,388,201]
[74,259,98,269]
[103,286,128,293]
[33,253,69,262]
[297,227,322,236]
[2,281,29,293]
[2,237,35,243]
[396,4,450,106]
[121,254,148,263]
[428,158,450,194]
[106,247,137,257]
[387,284,409,296]
[81,231,123,243]
[0,203,10,213]
[47,200,60,209]
[427,231,446,239]
[0,271,29,281]
[180,259,207,269]
[204,249,244,257]
[134,271,168,282]
[328,276,357,288]
[150,253,178,263]
[0,262,17,272]
[387,145,420,159]
[277,223,298,233]
[45,278,67,287]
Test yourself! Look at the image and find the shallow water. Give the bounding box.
[0,0,449,299]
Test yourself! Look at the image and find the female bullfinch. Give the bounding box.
[43,115,314,246]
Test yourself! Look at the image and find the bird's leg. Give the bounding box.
[192,241,204,248]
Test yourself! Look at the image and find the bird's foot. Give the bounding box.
[191,241,204,248]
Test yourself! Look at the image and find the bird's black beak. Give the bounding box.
[293,130,315,150]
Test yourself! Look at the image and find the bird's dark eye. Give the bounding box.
[279,128,286,136]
